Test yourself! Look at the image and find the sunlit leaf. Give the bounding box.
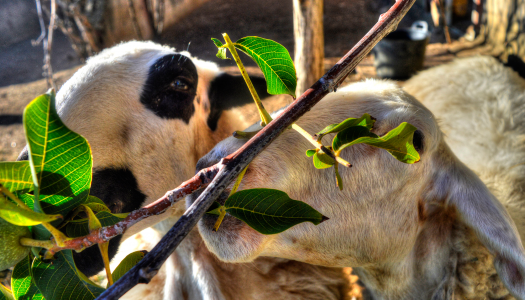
[305,149,316,157]
[11,255,44,300]
[23,90,92,218]
[65,211,126,238]
[211,38,223,48]
[32,250,105,300]
[334,122,420,164]
[211,38,228,59]
[313,151,335,169]
[332,126,377,152]
[233,37,296,97]
[0,284,14,300]
[0,162,33,195]
[224,189,326,235]
[110,251,146,285]
[0,196,60,226]
[315,114,375,142]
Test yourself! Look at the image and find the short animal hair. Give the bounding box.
[192,75,525,299]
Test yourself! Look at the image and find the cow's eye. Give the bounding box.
[413,130,424,152]
[171,79,189,91]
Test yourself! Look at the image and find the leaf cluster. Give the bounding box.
[0,92,141,300]
[307,113,420,189]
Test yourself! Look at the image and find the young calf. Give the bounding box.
[192,76,525,299]
[18,41,351,299]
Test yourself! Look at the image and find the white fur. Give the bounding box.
[404,55,525,245]
[55,41,351,300]
[194,64,525,300]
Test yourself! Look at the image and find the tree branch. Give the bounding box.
[96,0,416,298]
[44,164,219,255]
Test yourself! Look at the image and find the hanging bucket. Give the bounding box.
[373,21,430,80]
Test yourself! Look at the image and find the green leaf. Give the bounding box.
[0,162,34,195]
[305,149,316,157]
[211,38,228,59]
[233,37,297,97]
[315,114,375,142]
[313,151,335,169]
[332,126,378,152]
[23,90,92,218]
[32,250,105,300]
[224,189,326,235]
[0,284,14,300]
[110,251,146,285]
[211,38,223,48]
[334,122,420,164]
[11,255,45,300]
[84,202,110,213]
[205,201,222,215]
[0,196,61,226]
[65,211,126,238]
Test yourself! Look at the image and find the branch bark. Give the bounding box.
[96,0,416,298]
[45,165,219,255]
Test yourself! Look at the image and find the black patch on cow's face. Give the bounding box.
[207,73,270,131]
[73,235,123,277]
[90,168,146,214]
[140,54,199,122]
[76,168,147,276]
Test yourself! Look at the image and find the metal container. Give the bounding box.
[373,21,430,80]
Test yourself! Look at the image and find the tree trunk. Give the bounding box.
[293,0,324,96]
[102,0,211,46]
[483,0,525,62]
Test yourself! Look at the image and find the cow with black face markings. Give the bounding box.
[19,41,352,300]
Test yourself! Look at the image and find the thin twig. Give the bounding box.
[44,165,219,255]
[33,0,56,90]
[33,0,47,46]
[46,0,57,91]
[96,0,416,298]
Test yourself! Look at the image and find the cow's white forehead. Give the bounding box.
[86,40,176,66]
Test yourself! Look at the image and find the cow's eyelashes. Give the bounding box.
[170,78,191,91]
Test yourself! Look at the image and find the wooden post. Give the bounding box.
[293,0,324,96]
[483,0,525,62]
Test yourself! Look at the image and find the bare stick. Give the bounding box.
[33,0,46,46]
[46,0,57,91]
[44,165,219,255]
[33,0,56,90]
[96,0,416,298]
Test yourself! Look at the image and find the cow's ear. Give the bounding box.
[428,156,525,299]
[206,73,270,131]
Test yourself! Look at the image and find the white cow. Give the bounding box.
[192,61,525,299]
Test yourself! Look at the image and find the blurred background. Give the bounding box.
[0,0,492,87]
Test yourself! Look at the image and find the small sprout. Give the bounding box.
[233,130,259,139]
[306,149,317,157]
